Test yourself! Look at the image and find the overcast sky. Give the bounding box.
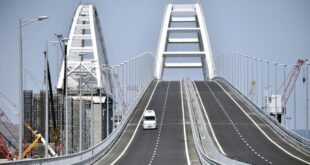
[0,0,309,129]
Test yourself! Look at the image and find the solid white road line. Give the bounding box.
[215,81,310,164]
[111,81,160,165]
[180,80,191,165]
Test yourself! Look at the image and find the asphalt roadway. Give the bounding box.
[195,81,310,165]
[95,80,310,165]
[95,81,198,165]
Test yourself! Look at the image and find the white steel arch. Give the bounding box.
[57,5,111,93]
[155,4,216,80]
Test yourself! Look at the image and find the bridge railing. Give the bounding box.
[3,52,155,165]
[183,79,248,165]
[213,50,309,140]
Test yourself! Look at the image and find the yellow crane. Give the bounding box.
[17,123,57,159]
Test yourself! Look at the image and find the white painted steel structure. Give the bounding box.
[57,5,111,93]
[56,4,112,155]
[155,4,216,80]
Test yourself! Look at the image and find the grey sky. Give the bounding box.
[0,0,309,128]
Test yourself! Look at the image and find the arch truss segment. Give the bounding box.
[57,5,111,93]
[155,4,216,80]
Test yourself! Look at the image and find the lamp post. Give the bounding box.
[306,63,309,139]
[280,64,287,126]
[254,57,258,104]
[19,16,48,160]
[258,59,263,108]
[273,62,278,122]
[54,34,70,155]
[265,60,270,111]
[245,55,249,95]
[294,82,296,132]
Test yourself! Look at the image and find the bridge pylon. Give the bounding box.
[57,4,111,94]
[155,4,216,80]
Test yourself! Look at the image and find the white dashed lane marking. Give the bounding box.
[203,82,273,165]
[148,82,170,165]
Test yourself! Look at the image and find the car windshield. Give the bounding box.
[144,116,155,121]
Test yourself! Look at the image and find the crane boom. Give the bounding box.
[23,123,57,158]
[0,109,18,143]
[0,93,19,143]
[0,132,13,160]
[278,59,306,107]
[44,51,59,147]
[0,93,19,115]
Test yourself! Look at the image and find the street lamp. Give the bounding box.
[258,59,263,108]
[19,15,48,160]
[306,62,309,138]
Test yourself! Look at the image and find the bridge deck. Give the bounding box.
[195,81,310,165]
[95,80,310,165]
[95,81,199,165]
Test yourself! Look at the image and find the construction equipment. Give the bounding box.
[0,93,19,116]
[22,123,57,158]
[0,93,19,143]
[0,132,13,160]
[278,59,307,107]
[0,93,18,160]
[266,59,307,123]
[0,109,18,145]
[44,51,60,149]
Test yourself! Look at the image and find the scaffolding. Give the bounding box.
[22,89,113,157]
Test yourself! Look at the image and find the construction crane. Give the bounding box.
[0,92,57,158]
[21,123,57,158]
[44,51,60,149]
[278,59,307,107]
[0,109,17,160]
[0,132,13,160]
[0,109,18,145]
[0,93,18,160]
[0,92,19,143]
[0,93,19,115]
[266,59,307,123]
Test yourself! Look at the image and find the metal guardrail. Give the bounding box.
[213,77,310,155]
[3,79,155,165]
[183,79,247,165]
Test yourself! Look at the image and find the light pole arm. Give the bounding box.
[18,15,48,160]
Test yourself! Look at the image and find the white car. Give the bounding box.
[143,110,157,130]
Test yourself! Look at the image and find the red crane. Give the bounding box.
[0,93,18,160]
[0,93,19,143]
[0,109,18,144]
[0,132,13,160]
